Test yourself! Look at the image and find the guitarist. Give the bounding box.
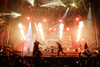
[84,43,88,50]
[56,42,66,56]
[83,43,92,57]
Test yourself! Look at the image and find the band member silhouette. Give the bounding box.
[56,42,66,56]
[83,43,92,57]
[84,43,88,50]
[33,40,40,56]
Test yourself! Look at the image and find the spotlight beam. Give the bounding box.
[62,7,69,19]
[27,0,34,6]
[0,13,11,15]
[34,23,38,30]
[0,12,21,18]
[40,0,66,8]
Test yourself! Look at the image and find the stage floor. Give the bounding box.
[21,51,79,57]
[42,52,79,57]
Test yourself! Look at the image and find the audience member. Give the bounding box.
[34,51,45,67]
[64,64,68,67]
[58,60,63,67]
[45,62,52,67]
[52,64,57,67]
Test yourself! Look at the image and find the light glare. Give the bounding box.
[0,12,21,18]
[59,19,62,22]
[49,28,52,30]
[43,19,46,22]
[27,0,34,6]
[54,28,56,30]
[66,28,70,31]
[27,17,30,19]
[72,3,75,6]
[11,12,21,18]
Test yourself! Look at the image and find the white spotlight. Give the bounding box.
[11,12,21,18]
[27,0,34,6]
[72,3,75,6]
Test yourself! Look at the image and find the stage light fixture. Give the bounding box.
[66,28,70,31]
[75,17,80,21]
[27,17,30,20]
[78,48,80,50]
[54,28,56,30]
[24,47,27,49]
[76,18,79,20]
[72,3,75,6]
[43,19,46,22]
[59,19,62,23]
[49,28,52,30]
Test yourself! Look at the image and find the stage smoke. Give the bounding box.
[86,3,96,45]
[23,22,33,56]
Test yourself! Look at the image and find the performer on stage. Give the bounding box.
[83,43,92,57]
[84,43,88,50]
[33,40,41,56]
[56,42,66,56]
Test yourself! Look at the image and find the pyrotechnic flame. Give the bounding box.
[18,23,26,40]
[38,23,44,41]
[77,21,83,41]
[59,23,64,40]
